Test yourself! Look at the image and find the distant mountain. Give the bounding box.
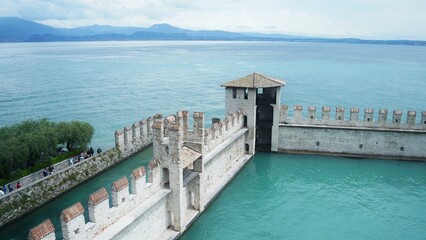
[147,23,182,34]
[242,32,311,39]
[0,17,57,42]
[131,31,191,40]
[57,25,146,36]
[1,17,425,46]
[145,23,246,39]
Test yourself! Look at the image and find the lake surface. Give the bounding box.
[0,41,425,239]
[181,153,426,240]
[1,41,425,148]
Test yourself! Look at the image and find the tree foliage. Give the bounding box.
[0,119,94,179]
[57,121,94,151]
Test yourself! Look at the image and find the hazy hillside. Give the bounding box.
[1,17,425,45]
[0,17,57,42]
[57,25,146,36]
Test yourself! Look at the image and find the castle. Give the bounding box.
[28,73,426,240]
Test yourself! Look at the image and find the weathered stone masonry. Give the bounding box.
[278,106,426,160]
[29,109,252,240]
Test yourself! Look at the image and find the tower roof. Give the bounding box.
[220,73,285,88]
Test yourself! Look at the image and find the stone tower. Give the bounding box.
[221,73,285,152]
[151,111,204,232]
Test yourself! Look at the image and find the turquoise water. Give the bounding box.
[1,41,425,149]
[181,153,426,240]
[0,41,426,239]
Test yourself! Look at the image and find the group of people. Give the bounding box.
[1,146,104,196]
[0,182,21,195]
[42,165,55,177]
[69,147,102,165]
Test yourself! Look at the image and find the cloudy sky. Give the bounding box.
[1,0,426,40]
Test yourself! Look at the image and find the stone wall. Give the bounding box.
[279,105,426,129]
[224,87,256,154]
[115,115,154,155]
[3,154,78,195]
[26,161,173,240]
[203,131,246,202]
[277,105,426,160]
[111,195,170,240]
[0,116,154,228]
[203,111,244,154]
[0,148,120,227]
[26,110,254,240]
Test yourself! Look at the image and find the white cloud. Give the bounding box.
[1,0,426,39]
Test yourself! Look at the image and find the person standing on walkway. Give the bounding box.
[48,165,54,174]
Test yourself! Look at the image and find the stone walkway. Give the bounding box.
[0,152,102,200]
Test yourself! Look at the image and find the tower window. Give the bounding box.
[244,88,248,99]
[232,88,237,99]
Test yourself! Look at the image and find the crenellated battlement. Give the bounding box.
[280,105,426,130]
[203,110,244,154]
[31,160,170,240]
[26,105,251,239]
[150,110,245,159]
[115,116,154,155]
[151,111,205,162]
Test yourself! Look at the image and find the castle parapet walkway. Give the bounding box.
[280,105,426,130]
[278,105,426,160]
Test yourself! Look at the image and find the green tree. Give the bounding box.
[0,119,58,177]
[0,119,94,179]
[57,121,94,151]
